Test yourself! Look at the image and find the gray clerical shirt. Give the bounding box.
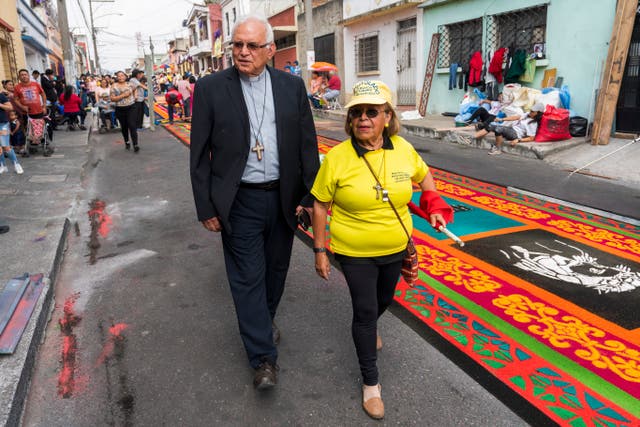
[239,69,279,183]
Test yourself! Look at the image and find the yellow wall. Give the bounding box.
[0,0,27,81]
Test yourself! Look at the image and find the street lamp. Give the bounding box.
[88,0,116,74]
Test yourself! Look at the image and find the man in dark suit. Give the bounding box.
[189,14,319,389]
[41,69,59,128]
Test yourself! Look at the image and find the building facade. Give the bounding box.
[342,0,423,106]
[419,0,616,121]
[17,0,50,73]
[0,0,27,82]
[185,4,213,75]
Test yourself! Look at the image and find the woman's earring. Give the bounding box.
[384,123,389,128]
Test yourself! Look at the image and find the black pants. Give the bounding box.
[469,107,495,129]
[339,258,402,386]
[134,101,145,129]
[221,187,294,369]
[115,105,138,145]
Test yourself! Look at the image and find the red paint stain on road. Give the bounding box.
[96,322,129,367]
[57,293,81,398]
[88,199,112,238]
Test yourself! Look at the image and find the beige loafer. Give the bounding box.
[362,384,384,420]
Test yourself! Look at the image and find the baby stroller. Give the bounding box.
[25,114,54,157]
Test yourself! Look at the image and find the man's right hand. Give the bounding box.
[201,217,222,232]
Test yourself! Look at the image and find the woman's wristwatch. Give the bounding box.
[313,247,326,253]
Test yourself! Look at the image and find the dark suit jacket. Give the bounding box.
[190,66,319,234]
[40,76,57,103]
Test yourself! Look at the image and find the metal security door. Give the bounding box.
[397,17,417,105]
[616,13,640,133]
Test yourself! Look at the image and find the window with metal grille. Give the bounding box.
[355,32,379,73]
[486,5,548,54]
[437,18,482,68]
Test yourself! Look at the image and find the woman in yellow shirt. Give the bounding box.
[311,80,452,420]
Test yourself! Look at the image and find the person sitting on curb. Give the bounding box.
[487,103,544,155]
[466,93,504,130]
[321,70,341,107]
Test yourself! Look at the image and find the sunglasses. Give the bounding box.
[348,108,384,119]
[232,41,271,51]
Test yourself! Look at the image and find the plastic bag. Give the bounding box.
[535,105,572,142]
[569,116,588,137]
[559,85,571,109]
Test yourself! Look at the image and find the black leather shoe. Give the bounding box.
[253,361,278,390]
[134,145,140,153]
[125,142,131,150]
[272,321,280,345]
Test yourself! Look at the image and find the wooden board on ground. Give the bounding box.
[0,275,29,335]
[0,274,45,354]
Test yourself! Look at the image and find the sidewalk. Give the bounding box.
[314,109,640,187]
[0,125,89,426]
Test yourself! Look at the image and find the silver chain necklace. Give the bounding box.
[247,74,267,161]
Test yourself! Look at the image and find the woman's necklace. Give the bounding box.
[247,75,268,161]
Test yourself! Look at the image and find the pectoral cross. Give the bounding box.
[252,140,264,161]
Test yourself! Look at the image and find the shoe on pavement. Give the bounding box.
[15,163,24,174]
[488,147,501,156]
[133,145,140,153]
[125,142,131,150]
[0,225,9,234]
[362,384,384,420]
[0,165,7,174]
[79,125,87,130]
[253,361,278,390]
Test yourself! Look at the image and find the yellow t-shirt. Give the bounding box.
[311,134,429,257]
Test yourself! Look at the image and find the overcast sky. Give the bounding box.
[67,0,198,71]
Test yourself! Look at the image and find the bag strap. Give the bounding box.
[361,153,412,241]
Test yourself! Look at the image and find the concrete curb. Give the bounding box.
[7,219,70,427]
[314,109,585,160]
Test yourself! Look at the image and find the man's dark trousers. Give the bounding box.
[221,187,294,369]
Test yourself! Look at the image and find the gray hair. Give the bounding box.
[231,14,274,44]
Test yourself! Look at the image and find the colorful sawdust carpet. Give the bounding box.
[160,108,640,426]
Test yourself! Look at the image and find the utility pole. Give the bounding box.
[88,0,100,74]
[304,0,313,82]
[57,0,76,83]
[147,36,156,131]
[87,0,115,74]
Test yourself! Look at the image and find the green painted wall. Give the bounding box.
[421,0,616,118]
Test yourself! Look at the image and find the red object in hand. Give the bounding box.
[408,191,454,229]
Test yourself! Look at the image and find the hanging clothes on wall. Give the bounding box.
[519,57,537,83]
[468,51,484,87]
[488,47,507,83]
[449,63,458,90]
[504,49,528,84]
[484,49,498,100]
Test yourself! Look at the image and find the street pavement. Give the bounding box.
[0,111,637,426]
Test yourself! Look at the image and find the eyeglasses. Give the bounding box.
[348,108,384,119]
[232,41,271,51]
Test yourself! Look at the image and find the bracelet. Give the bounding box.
[313,247,326,253]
